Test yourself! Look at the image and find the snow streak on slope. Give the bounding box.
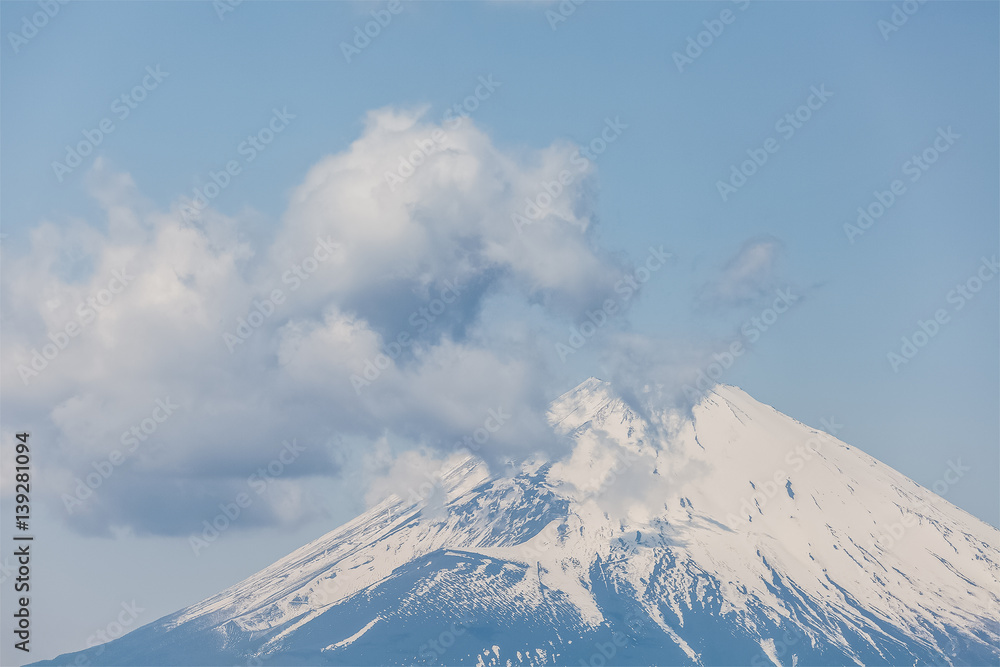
[33,379,1000,666]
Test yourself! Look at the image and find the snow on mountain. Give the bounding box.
[33,379,1000,666]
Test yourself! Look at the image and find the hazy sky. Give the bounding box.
[1,1,997,663]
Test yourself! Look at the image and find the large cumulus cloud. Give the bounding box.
[0,107,631,536]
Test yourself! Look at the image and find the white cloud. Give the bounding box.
[699,236,783,308]
[1,107,623,536]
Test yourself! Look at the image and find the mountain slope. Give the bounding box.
[34,379,1000,666]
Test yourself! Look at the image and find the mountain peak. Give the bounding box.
[554,376,613,404]
[34,381,1000,667]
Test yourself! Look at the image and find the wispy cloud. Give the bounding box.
[698,236,784,309]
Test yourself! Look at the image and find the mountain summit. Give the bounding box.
[35,379,1000,666]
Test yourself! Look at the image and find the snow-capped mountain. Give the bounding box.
[35,379,1000,666]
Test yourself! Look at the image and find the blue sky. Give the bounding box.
[1,1,997,662]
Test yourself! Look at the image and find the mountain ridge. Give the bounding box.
[33,378,1000,666]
